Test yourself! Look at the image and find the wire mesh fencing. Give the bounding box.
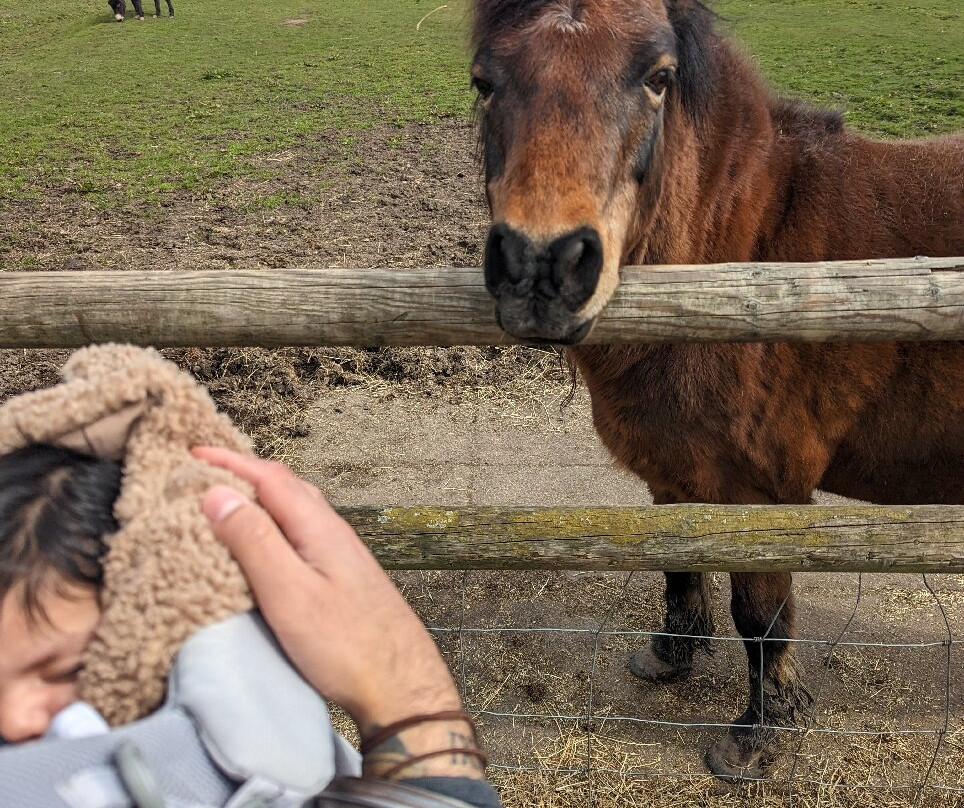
[408,569,963,808]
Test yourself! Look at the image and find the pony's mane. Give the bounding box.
[770,97,845,137]
[665,0,719,124]
[472,0,720,123]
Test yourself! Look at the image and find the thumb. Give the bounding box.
[201,485,311,605]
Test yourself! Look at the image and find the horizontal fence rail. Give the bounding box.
[0,257,961,347]
[343,504,964,572]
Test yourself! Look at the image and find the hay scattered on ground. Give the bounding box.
[397,569,964,808]
[165,345,572,460]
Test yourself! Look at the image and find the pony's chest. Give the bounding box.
[570,344,789,493]
[576,349,726,471]
[588,382,701,456]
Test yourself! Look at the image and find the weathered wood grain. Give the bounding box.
[342,504,964,572]
[1,257,961,347]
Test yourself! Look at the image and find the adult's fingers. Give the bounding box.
[193,447,353,559]
[201,485,317,611]
[193,446,281,490]
[193,447,317,503]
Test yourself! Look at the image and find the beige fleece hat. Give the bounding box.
[0,344,254,725]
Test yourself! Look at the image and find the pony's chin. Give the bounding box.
[495,310,594,345]
[546,319,594,345]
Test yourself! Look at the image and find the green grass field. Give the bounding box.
[0,0,959,203]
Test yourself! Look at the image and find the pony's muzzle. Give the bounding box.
[483,222,603,342]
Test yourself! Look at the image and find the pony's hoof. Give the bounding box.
[705,731,766,782]
[627,645,691,682]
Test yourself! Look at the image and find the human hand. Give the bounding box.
[191,447,464,740]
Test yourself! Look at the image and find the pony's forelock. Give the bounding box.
[546,1,590,32]
[473,0,559,47]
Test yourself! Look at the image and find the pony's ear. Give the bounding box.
[665,0,717,123]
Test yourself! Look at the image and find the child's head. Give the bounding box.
[0,445,121,742]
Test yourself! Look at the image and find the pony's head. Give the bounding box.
[473,0,716,342]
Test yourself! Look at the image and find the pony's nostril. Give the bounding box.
[551,228,603,281]
[484,223,532,293]
[483,227,506,293]
[500,240,526,283]
[549,227,604,310]
[556,237,586,273]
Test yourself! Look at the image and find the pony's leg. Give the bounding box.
[628,571,715,681]
[628,489,715,681]
[705,571,813,780]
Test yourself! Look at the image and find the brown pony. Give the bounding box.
[471,0,964,779]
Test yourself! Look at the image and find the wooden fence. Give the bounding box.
[2,258,962,573]
[1,257,961,347]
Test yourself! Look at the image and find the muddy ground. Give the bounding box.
[1,120,961,807]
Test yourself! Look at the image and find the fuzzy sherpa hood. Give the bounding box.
[0,344,254,725]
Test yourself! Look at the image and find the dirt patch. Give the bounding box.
[0,120,549,457]
[0,119,486,274]
[1,119,961,807]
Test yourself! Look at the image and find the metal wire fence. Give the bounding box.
[423,570,962,807]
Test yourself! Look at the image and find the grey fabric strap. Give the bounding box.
[169,611,359,793]
[319,778,494,808]
[0,709,234,808]
[55,765,133,808]
[399,778,502,808]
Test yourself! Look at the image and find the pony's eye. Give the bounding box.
[645,68,673,95]
[472,76,494,100]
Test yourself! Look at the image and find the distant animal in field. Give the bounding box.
[470,0,964,779]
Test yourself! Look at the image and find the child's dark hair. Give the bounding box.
[0,444,122,621]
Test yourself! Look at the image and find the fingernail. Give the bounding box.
[202,485,248,524]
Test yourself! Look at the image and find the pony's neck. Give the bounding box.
[633,17,963,267]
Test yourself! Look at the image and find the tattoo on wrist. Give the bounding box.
[449,731,477,765]
[362,724,486,779]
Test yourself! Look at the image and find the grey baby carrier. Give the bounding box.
[0,613,474,808]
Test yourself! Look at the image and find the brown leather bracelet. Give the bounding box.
[378,747,490,780]
[360,710,477,755]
